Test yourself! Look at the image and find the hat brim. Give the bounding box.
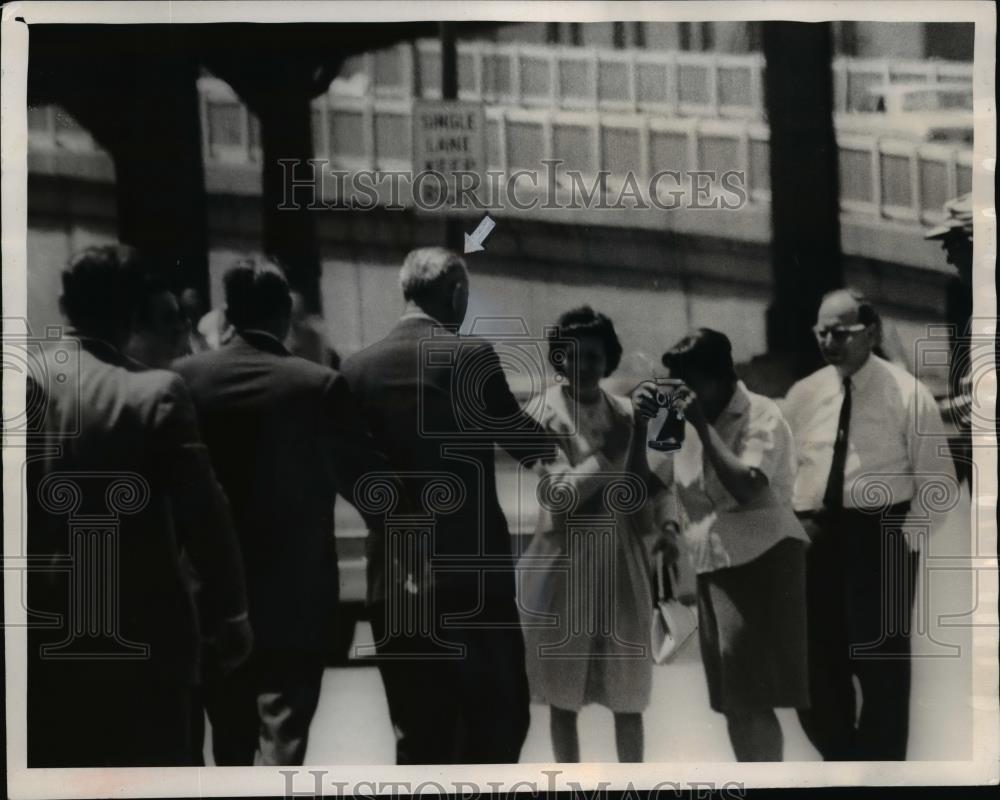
[924,222,964,240]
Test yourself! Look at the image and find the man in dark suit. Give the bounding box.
[173,258,393,766]
[27,245,251,767]
[341,247,555,764]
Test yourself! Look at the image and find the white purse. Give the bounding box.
[651,551,698,665]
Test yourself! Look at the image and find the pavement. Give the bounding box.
[298,483,976,764]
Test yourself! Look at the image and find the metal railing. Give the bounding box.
[27,75,974,230]
[329,40,972,118]
[308,83,973,226]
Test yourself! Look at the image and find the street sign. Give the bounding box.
[412,99,486,181]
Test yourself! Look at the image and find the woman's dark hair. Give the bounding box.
[223,257,292,330]
[547,305,623,378]
[60,245,149,343]
[661,328,738,384]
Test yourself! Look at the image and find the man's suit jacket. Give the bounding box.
[174,330,390,651]
[27,336,247,686]
[341,316,554,617]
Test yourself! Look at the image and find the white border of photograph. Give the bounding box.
[2,1,996,795]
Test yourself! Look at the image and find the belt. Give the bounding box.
[795,501,911,521]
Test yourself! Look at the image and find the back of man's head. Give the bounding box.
[399,247,467,304]
[819,287,882,329]
[223,257,292,336]
[60,245,149,346]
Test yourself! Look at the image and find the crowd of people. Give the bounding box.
[24,230,966,768]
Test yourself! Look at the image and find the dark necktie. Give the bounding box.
[822,377,852,511]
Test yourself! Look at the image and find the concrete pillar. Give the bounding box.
[762,21,842,379]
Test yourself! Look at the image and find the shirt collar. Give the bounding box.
[399,310,441,325]
[237,328,290,355]
[398,310,461,334]
[720,380,752,419]
[846,354,880,391]
[70,332,129,366]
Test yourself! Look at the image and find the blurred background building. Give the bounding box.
[26,21,974,391]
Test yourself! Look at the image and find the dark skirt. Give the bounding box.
[696,537,809,713]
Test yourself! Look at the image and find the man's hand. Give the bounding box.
[652,520,681,565]
[630,380,660,424]
[671,383,707,434]
[215,615,253,674]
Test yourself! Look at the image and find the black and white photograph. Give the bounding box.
[2,1,996,796]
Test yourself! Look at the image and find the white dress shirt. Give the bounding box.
[650,381,808,574]
[784,355,957,522]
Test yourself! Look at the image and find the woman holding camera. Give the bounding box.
[518,306,678,763]
[628,328,809,762]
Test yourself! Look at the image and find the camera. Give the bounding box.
[648,378,686,453]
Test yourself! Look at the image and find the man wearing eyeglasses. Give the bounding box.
[783,288,957,761]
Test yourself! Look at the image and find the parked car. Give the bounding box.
[836,82,974,144]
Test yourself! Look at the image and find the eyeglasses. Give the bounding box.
[812,324,867,342]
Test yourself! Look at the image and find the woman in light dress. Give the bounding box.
[518,306,677,763]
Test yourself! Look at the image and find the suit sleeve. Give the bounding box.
[324,372,409,526]
[470,341,557,465]
[152,374,248,625]
[536,411,628,509]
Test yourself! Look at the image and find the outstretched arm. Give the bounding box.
[537,420,632,508]
[473,342,558,467]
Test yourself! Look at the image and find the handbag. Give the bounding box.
[651,551,698,664]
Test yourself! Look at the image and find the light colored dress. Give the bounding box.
[517,384,659,713]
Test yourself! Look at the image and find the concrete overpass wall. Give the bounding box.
[27,165,954,395]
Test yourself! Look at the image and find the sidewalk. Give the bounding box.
[252,487,975,764]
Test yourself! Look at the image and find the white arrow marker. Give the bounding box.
[463,214,496,254]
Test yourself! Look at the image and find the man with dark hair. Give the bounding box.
[27,245,251,767]
[630,328,809,762]
[122,270,224,766]
[173,257,394,766]
[341,246,555,764]
[179,287,212,353]
[286,289,338,366]
[125,274,192,368]
[785,289,957,760]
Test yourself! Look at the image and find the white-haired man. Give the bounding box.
[342,247,555,764]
